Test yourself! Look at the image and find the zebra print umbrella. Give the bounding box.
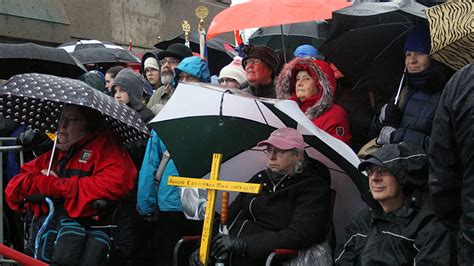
[426,0,473,70]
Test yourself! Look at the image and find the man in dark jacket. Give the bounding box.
[369,24,453,151]
[191,128,331,265]
[428,64,473,265]
[241,45,280,98]
[334,143,454,265]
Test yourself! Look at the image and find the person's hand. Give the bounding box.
[16,129,53,155]
[376,126,396,145]
[41,169,58,177]
[189,248,202,266]
[211,234,246,258]
[382,102,402,127]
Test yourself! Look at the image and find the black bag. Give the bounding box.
[30,214,60,263]
[79,230,111,266]
[51,219,87,265]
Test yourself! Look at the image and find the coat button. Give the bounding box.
[263,183,267,186]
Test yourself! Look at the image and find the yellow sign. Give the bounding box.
[168,177,261,194]
[168,153,262,265]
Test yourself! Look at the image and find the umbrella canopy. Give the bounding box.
[248,21,330,52]
[150,83,367,244]
[71,47,141,64]
[0,43,87,80]
[57,39,125,53]
[206,0,351,40]
[0,73,149,145]
[319,0,427,90]
[426,0,474,70]
[154,32,234,76]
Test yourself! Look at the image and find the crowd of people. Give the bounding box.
[1,20,473,266]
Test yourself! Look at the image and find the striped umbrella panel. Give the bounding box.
[426,0,474,70]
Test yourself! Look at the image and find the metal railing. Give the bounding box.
[0,137,24,265]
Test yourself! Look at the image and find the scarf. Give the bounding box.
[407,64,437,88]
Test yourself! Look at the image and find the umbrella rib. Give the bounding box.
[254,100,270,127]
[353,26,412,90]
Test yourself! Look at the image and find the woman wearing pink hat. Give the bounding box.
[190,127,331,265]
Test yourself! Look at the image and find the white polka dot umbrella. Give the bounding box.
[0,73,149,144]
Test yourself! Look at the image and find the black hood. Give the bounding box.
[360,142,428,195]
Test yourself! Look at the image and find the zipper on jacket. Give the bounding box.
[249,197,257,221]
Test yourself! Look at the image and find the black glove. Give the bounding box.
[382,102,402,127]
[189,248,202,266]
[16,129,53,155]
[211,234,246,259]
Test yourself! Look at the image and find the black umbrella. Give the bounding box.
[0,43,87,80]
[248,21,330,53]
[72,47,141,64]
[154,32,234,76]
[319,1,427,90]
[0,73,149,145]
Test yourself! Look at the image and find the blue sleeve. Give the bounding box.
[137,131,162,215]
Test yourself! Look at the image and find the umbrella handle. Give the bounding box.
[46,132,58,176]
[394,69,406,105]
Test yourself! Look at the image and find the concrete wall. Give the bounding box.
[0,0,231,52]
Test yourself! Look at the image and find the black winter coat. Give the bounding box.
[334,191,453,265]
[428,64,474,241]
[370,63,453,151]
[242,82,276,98]
[227,159,331,265]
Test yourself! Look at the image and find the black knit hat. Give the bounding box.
[242,45,280,75]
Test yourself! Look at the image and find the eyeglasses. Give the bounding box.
[159,59,180,66]
[246,58,263,65]
[367,165,390,176]
[60,117,85,127]
[218,78,238,84]
[263,147,292,157]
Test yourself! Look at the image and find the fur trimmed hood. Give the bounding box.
[275,57,333,120]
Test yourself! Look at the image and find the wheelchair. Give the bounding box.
[173,189,337,266]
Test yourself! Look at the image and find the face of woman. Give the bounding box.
[113,85,130,105]
[58,106,89,144]
[295,71,319,102]
[265,145,302,175]
[405,51,432,73]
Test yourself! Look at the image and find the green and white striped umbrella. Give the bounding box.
[150,83,367,243]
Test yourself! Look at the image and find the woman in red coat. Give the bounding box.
[5,104,137,264]
[276,57,352,145]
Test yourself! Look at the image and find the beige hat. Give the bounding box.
[219,57,247,86]
[144,57,159,70]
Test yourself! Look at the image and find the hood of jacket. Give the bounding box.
[276,57,333,119]
[173,56,211,85]
[112,69,146,111]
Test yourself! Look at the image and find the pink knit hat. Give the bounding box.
[257,128,305,151]
[219,56,247,86]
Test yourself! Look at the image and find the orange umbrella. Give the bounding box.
[207,0,351,40]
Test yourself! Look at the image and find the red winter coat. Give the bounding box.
[5,129,136,218]
[276,57,352,144]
